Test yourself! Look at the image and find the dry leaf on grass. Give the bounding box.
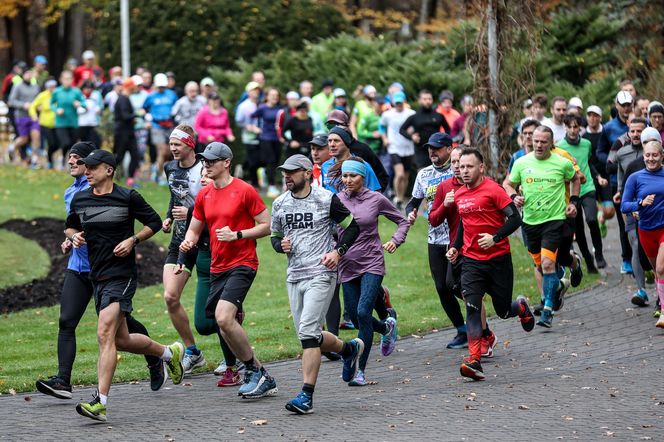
[251,419,268,426]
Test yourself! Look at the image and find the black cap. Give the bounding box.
[321,78,334,88]
[70,141,96,159]
[76,149,117,167]
[423,132,453,149]
[309,134,328,147]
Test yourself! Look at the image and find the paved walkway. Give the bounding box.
[2,229,663,441]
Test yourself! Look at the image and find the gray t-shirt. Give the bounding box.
[271,186,351,282]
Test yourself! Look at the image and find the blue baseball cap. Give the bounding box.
[34,55,48,65]
[392,91,407,104]
[424,132,453,149]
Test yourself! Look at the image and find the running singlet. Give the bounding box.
[164,159,203,245]
[271,186,352,282]
[509,152,575,225]
[412,164,453,245]
[192,178,266,273]
[455,178,512,261]
[621,167,664,231]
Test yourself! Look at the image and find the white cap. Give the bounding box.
[300,96,312,104]
[82,50,95,60]
[641,127,662,144]
[333,88,346,98]
[586,105,602,117]
[363,85,377,95]
[286,91,300,100]
[131,75,143,86]
[568,97,583,109]
[154,73,168,88]
[201,77,215,87]
[615,90,633,105]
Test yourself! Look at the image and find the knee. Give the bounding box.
[163,290,181,309]
[541,258,556,274]
[356,304,373,322]
[59,315,78,333]
[216,310,236,333]
[96,327,114,348]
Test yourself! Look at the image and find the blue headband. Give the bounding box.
[341,160,366,177]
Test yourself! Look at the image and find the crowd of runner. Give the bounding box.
[4,51,664,420]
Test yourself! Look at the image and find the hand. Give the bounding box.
[566,202,578,218]
[632,211,640,220]
[113,237,135,257]
[281,237,292,253]
[216,226,236,242]
[444,189,455,207]
[411,133,421,144]
[321,250,340,269]
[597,176,608,187]
[73,100,80,108]
[513,195,525,208]
[407,208,418,225]
[174,263,185,275]
[162,218,172,233]
[227,134,236,143]
[71,232,86,248]
[642,194,655,207]
[382,241,397,254]
[179,239,195,253]
[613,192,621,204]
[372,130,381,138]
[61,238,73,254]
[57,108,64,115]
[23,103,30,110]
[171,206,188,221]
[477,233,495,250]
[446,247,459,264]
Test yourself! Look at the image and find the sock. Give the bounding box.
[482,327,492,337]
[244,357,257,372]
[556,266,565,279]
[657,278,664,308]
[161,346,173,361]
[542,272,559,309]
[340,342,353,359]
[302,383,315,396]
[457,325,467,334]
[186,345,200,356]
[99,393,108,405]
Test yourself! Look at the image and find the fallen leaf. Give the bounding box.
[464,405,476,410]
[251,419,268,426]
[503,340,511,349]
[182,382,193,387]
[388,424,397,429]
[407,420,414,424]
[237,429,245,434]
[24,396,31,402]
[604,431,614,437]
[9,389,16,395]
[518,405,529,410]
[563,416,574,421]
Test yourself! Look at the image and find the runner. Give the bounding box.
[504,126,580,328]
[7,68,40,165]
[621,140,664,328]
[143,73,177,184]
[65,149,184,421]
[271,154,363,413]
[330,157,409,385]
[161,125,207,374]
[50,71,86,167]
[35,142,164,400]
[446,147,534,380]
[179,142,278,398]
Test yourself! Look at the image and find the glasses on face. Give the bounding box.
[203,158,223,167]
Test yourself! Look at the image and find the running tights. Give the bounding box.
[429,244,465,329]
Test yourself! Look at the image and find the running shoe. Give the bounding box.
[349,370,367,386]
[631,289,649,307]
[621,260,633,275]
[75,392,107,422]
[382,286,393,309]
[516,295,535,332]
[239,369,278,398]
[595,254,607,269]
[380,316,397,356]
[148,360,167,391]
[217,367,241,387]
[645,270,655,285]
[342,338,364,382]
[480,331,497,358]
[554,278,570,312]
[533,300,544,316]
[214,359,245,375]
[460,357,485,381]
[183,350,206,374]
[537,308,553,328]
[322,352,342,361]
[570,252,583,287]
[446,332,468,349]
[339,319,356,330]
[166,342,185,385]
[36,376,72,399]
[285,391,314,414]
[586,262,599,274]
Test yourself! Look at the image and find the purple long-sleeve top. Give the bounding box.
[251,103,283,142]
[337,188,410,282]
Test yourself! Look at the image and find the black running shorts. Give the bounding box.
[206,266,257,318]
[93,277,137,315]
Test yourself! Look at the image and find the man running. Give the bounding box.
[179,142,277,398]
[271,154,363,414]
[36,142,163,400]
[447,147,534,380]
[505,126,580,328]
[65,149,184,421]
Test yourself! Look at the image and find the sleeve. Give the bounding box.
[276,109,286,139]
[171,99,182,120]
[563,158,576,181]
[7,85,22,109]
[405,197,423,216]
[250,105,263,120]
[620,173,640,213]
[439,113,451,134]
[492,181,514,210]
[65,198,83,231]
[245,185,267,217]
[398,114,415,140]
[164,165,175,219]
[356,144,389,191]
[192,191,206,222]
[130,190,162,233]
[508,159,523,184]
[270,201,285,253]
[76,89,87,109]
[143,94,153,112]
[49,89,59,112]
[453,219,464,250]
[428,181,451,227]
[379,194,410,246]
[379,113,388,135]
[356,115,371,140]
[596,131,610,165]
[493,202,522,242]
[28,93,41,119]
[330,195,359,254]
[329,194,352,225]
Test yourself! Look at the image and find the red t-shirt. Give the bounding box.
[428,176,463,243]
[192,178,266,273]
[454,177,512,261]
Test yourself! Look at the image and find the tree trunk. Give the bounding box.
[67,6,86,62]
[8,7,30,63]
[417,0,430,40]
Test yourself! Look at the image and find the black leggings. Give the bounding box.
[575,192,604,263]
[259,140,282,186]
[58,270,159,383]
[612,186,632,261]
[54,127,77,162]
[429,243,465,329]
[114,129,141,178]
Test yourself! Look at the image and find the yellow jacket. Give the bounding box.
[29,90,55,128]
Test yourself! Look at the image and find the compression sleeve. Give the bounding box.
[405,197,423,216]
[336,218,359,256]
[492,202,522,243]
[453,219,464,251]
[398,114,415,140]
[270,234,285,253]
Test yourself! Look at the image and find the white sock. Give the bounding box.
[99,393,108,405]
[162,346,172,361]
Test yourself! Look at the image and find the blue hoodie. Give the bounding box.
[64,175,91,273]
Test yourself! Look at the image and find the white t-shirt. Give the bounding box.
[380,108,416,157]
[542,117,566,143]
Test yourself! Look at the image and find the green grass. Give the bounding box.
[0,165,599,393]
[0,229,50,289]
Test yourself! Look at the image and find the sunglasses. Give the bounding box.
[203,158,226,167]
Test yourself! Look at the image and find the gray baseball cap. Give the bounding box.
[196,142,233,161]
[309,134,328,147]
[278,154,313,171]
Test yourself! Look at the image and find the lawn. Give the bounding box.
[0,229,50,290]
[0,165,598,394]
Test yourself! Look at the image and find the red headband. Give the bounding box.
[170,128,195,149]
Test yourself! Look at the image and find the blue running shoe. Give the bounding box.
[238,369,278,398]
[446,332,468,349]
[285,391,313,414]
[342,338,364,382]
[631,289,649,307]
[621,260,633,275]
[381,317,397,356]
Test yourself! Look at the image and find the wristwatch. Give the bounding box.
[132,235,140,245]
[236,230,243,240]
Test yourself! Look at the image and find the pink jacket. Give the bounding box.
[195,105,233,143]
